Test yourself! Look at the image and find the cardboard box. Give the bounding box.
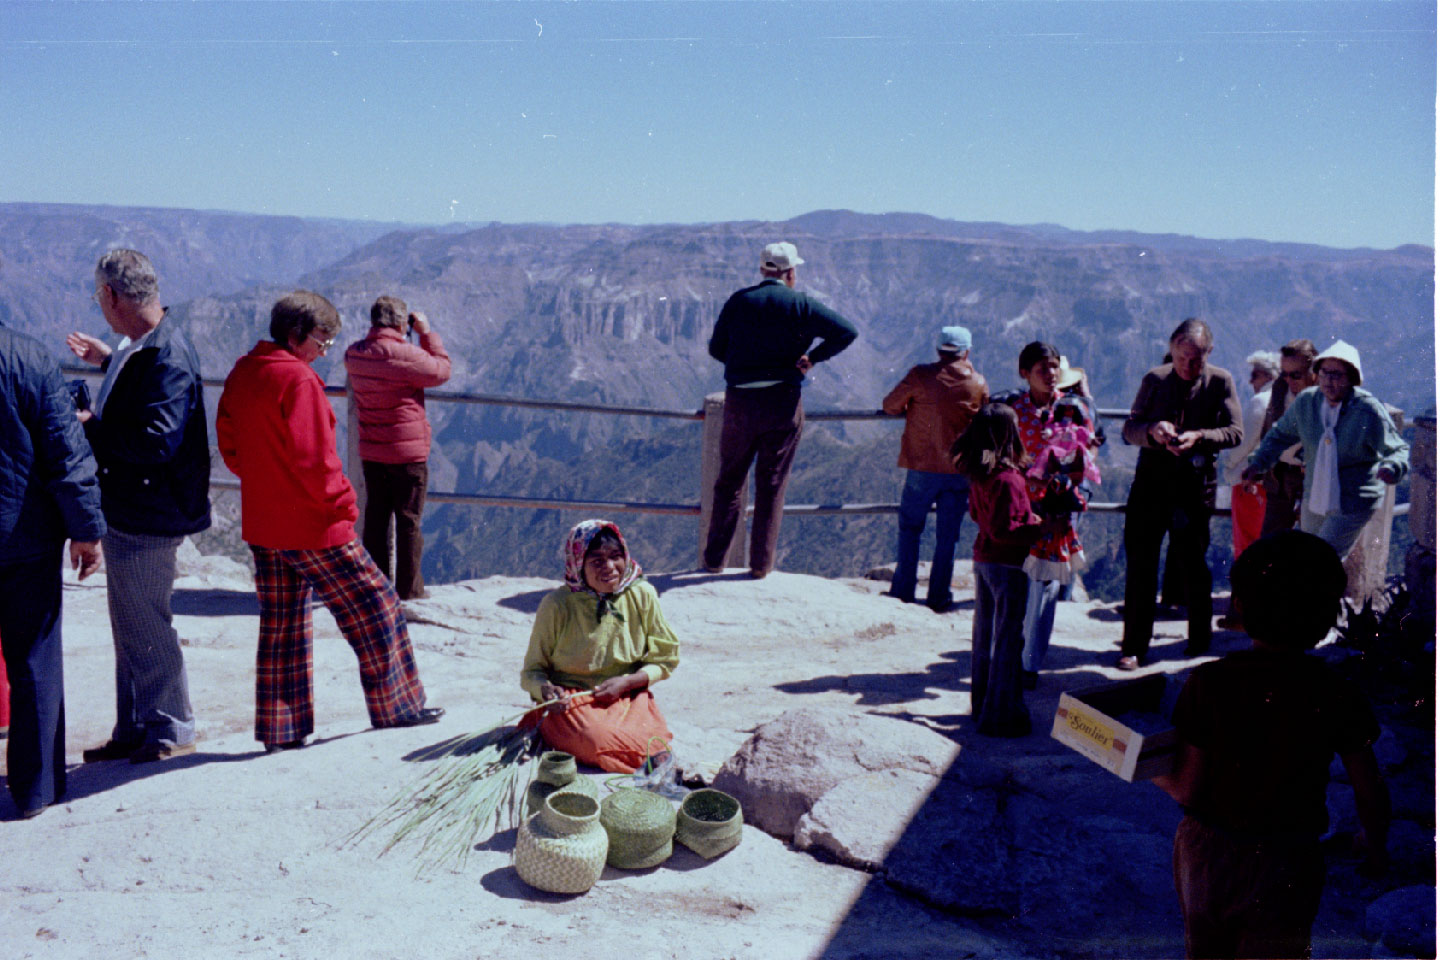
[1051,675,1180,782]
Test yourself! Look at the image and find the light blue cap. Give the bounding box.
[938,325,972,353]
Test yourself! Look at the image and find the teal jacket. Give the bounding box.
[1248,386,1408,514]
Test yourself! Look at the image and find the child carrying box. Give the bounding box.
[1152,530,1389,959]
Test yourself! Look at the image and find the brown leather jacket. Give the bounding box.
[883,355,989,473]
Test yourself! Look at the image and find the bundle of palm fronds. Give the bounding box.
[346,697,567,873]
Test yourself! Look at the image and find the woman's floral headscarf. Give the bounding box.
[562,519,643,616]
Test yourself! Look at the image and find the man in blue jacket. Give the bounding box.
[702,242,857,578]
[65,249,211,764]
[0,324,105,819]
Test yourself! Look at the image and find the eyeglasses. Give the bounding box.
[1316,368,1350,382]
[308,333,336,352]
[1282,370,1310,381]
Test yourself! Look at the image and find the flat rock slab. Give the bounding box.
[794,768,940,870]
[710,707,960,839]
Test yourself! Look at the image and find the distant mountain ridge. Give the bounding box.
[1,202,1430,585]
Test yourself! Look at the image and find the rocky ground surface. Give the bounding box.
[1,546,1433,960]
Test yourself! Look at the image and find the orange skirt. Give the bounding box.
[521,689,672,774]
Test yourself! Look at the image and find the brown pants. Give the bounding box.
[361,460,428,600]
[1174,815,1324,959]
[703,384,803,575]
[1260,462,1305,538]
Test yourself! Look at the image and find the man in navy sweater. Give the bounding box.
[702,242,857,578]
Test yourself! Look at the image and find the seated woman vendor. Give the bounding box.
[520,519,680,773]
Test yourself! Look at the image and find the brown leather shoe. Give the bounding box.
[128,741,197,764]
[1116,655,1142,672]
[82,739,140,763]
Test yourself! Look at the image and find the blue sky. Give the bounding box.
[2,1,1434,249]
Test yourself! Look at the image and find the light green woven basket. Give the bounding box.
[675,788,743,859]
[599,789,676,870]
[524,751,599,818]
[513,792,609,894]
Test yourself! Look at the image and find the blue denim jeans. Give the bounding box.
[890,469,970,607]
[972,561,1032,737]
[1021,576,1065,673]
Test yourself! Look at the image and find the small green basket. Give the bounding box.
[675,788,743,859]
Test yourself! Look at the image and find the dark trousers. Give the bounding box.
[362,460,428,600]
[1123,478,1213,659]
[0,547,66,814]
[1260,462,1305,539]
[971,561,1032,737]
[1174,815,1324,959]
[703,384,804,575]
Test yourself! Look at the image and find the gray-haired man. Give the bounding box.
[66,249,211,763]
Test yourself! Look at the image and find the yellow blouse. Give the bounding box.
[520,580,680,701]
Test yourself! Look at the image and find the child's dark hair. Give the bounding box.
[585,529,624,558]
[952,403,1029,479]
[1231,531,1346,649]
[1018,341,1060,373]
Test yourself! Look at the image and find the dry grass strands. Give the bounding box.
[346,698,570,874]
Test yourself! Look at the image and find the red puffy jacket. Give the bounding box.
[216,342,357,550]
[343,327,452,464]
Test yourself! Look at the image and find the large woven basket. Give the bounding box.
[675,788,743,859]
[599,789,676,870]
[513,792,609,894]
[525,751,599,818]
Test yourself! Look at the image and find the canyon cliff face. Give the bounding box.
[1,203,1430,585]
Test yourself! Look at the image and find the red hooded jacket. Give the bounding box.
[342,327,451,464]
[216,341,357,550]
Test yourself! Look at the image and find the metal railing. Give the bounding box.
[63,364,1410,523]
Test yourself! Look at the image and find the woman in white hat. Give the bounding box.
[1243,340,1407,559]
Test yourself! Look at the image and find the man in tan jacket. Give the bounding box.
[881,325,989,612]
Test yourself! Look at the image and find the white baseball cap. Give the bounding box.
[761,242,804,271]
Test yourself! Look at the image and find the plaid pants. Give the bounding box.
[251,539,426,745]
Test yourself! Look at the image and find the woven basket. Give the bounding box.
[525,751,599,818]
[599,789,676,870]
[675,788,743,859]
[513,792,609,894]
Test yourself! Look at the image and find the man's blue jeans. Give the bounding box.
[890,469,970,607]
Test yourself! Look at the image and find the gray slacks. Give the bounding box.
[103,528,195,747]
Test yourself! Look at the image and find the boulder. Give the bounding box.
[1364,885,1436,956]
[710,708,959,839]
[173,537,253,589]
[794,768,939,870]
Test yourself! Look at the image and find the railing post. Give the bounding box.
[698,391,746,569]
[346,376,391,576]
[1342,405,1403,601]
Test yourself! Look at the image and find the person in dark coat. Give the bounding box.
[1118,318,1242,669]
[0,323,105,819]
[66,249,211,764]
[702,241,857,578]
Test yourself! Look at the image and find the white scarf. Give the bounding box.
[1307,399,1343,516]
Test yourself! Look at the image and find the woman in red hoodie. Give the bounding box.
[217,291,443,752]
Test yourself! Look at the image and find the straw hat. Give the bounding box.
[1056,356,1085,391]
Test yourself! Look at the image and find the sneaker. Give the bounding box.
[82,739,140,763]
[1116,655,1142,672]
[129,741,197,764]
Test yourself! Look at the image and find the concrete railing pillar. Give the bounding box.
[1342,405,1404,602]
[1405,414,1436,631]
[698,391,746,569]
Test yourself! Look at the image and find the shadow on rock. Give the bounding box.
[773,651,969,706]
